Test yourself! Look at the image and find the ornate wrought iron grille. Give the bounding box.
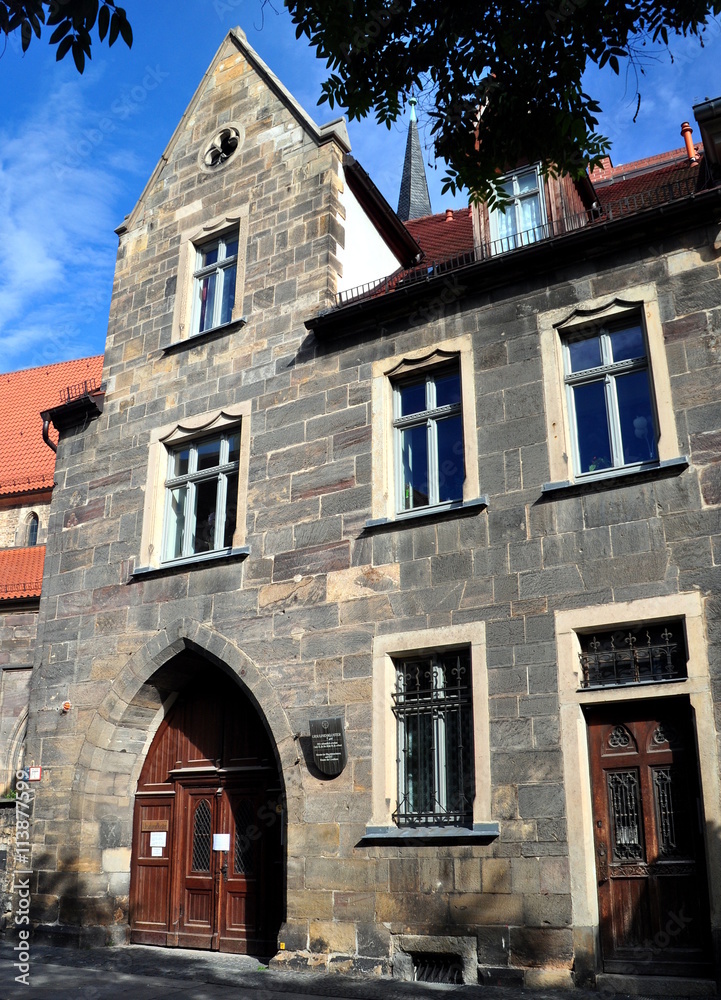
[608,770,644,861]
[191,799,212,872]
[578,621,687,689]
[234,798,256,875]
[392,650,474,826]
[653,767,682,857]
[411,953,464,984]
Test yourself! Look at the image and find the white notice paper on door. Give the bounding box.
[213,833,230,851]
[151,847,163,857]
[149,832,166,848]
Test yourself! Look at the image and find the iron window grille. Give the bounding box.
[489,165,546,253]
[163,429,240,562]
[563,319,658,477]
[578,621,688,689]
[392,650,474,826]
[192,232,238,335]
[393,364,465,514]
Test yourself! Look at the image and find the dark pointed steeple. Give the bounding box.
[397,97,432,221]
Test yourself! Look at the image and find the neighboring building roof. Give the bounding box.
[404,208,475,262]
[0,545,45,601]
[593,155,704,219]
[589,145,701,184]
[0,356,104,497]
[397,99,432,221]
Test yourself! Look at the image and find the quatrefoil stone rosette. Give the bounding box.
[199,123,245,171]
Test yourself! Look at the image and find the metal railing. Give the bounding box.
[61,377,103,404]
[336,177,701,308]
[578,622,687,688]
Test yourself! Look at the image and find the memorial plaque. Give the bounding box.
[309,717,347,776]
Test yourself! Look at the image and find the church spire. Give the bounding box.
[397,97,432,221]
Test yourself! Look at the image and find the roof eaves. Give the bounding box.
[308,186,721,336]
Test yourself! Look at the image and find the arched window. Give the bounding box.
[26,513,38,547]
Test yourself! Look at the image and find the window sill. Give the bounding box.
[365,496,488,531]
[579,675,687,694]
[541,456,688,496]
[161,317,247,355]
[358,822,499,846]
[130,545,250,579]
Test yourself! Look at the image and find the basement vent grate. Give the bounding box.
[411,953,464,984]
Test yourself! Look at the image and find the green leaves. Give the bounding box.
[0,1,132,72]
[284,0,715,197]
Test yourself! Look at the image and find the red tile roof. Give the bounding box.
[0,545,45,601]
[593,155,703,218]
[589,145,702,184]
[404,208,474,263]
[0,356,103,497]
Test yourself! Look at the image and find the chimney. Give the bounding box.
[680,122,698,162]
[445,208,454,221]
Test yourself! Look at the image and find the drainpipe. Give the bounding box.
[41,414,57,453]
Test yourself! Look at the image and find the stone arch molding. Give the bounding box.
[74,618,299,829]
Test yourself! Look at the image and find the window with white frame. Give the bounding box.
[393,364,465,513]
[192,233,238,335]
[489,165,546,252]
[163,429,239,562]
[564,319,658,477]
[392,649,474,826]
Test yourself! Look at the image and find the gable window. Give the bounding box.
[564,320,658,477]
[163,429,239,562]
[490,166,546,252]
[392,649,474,826]
[193,233,238,335]
[393,364,464,513]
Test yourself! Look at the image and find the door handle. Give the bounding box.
[597,843,608,884]
[221,860,228,882]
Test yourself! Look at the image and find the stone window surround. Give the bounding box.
[370,335,481,525]
[538,285,680,490]
[170,204,249,346]
[555,592,721,969]
[136,403,251,573]
[368,621,495,838]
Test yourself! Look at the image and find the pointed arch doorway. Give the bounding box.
[129,666,284,955]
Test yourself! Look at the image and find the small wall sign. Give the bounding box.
[309,717,347,777]
[27,767,42,782]
[213,833,230,852]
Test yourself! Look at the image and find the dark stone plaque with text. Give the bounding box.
[309,717,347,776]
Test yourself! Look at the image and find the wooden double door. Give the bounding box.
[587,699,712,977]
[129,670,283,955]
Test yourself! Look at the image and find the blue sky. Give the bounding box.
[1,2,720,374]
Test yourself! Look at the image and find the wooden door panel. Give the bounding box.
[129,799,173,946]
[130,670,284,955]
[175,789,218,949]
[587,699,712,977]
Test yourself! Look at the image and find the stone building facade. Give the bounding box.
[0,357,102,924]
[23,27,721,992]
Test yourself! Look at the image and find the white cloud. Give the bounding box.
[0,77,123,373]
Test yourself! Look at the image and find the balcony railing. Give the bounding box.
[336,176,701,308]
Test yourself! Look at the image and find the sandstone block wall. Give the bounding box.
[23,30,721,986]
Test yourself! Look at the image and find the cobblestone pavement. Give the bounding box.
[0,943,714,1000]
